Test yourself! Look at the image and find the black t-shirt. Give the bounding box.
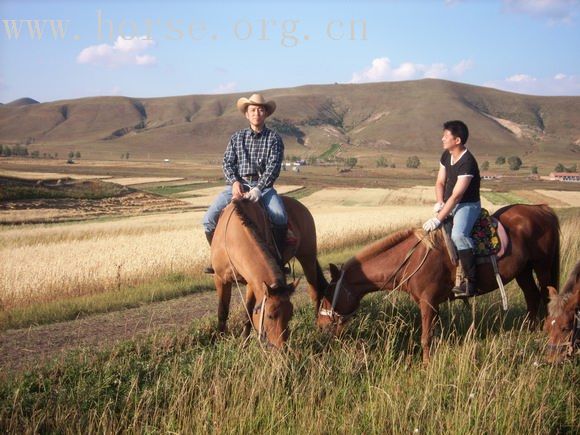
[440,149,480,203]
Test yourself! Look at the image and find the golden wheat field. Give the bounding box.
[1,186,579,311]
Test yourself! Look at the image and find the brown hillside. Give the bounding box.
[0,79,579,161]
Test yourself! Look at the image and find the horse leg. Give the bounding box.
[243,285,256,338]
[215,275,232,333]
[419,298,438,365]
[531,260,554,315]
[515,264,542,328]
[296,254,324,312]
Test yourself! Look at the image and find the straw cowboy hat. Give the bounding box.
[236,93,276,116]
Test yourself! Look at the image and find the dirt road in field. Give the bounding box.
[0,291,245,374]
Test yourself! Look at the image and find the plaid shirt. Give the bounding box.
[223,126,284,191]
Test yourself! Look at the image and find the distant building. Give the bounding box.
[480,172,500,180]
[548,172,580,182]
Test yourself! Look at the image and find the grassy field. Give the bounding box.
[0,174,578,434]
[0,288,577,433]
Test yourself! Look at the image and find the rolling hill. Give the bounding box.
[1,79,579,162]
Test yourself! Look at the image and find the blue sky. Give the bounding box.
[0,0,579,103]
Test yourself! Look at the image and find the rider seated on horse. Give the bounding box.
[202,94,287,273]
[422,120,481,297]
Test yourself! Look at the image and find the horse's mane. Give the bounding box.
[561,262,580,295]
[548,262,580,317]
[230,199,282,278]
[345,228,418,269]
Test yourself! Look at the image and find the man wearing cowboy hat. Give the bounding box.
[202,93,288,273]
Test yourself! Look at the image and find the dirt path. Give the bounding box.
[0,291,246,374]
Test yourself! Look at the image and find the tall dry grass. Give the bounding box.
[0,292,577,434]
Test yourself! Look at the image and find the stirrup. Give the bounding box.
[452,282,478,298]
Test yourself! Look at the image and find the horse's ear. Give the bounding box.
[547,286,559,300]
[329,263,341,281]
[290,277,302,292]
[264,282,274,297]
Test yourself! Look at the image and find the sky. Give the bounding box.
[0,0,579,103]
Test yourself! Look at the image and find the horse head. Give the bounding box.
[252,278,300,348]
[316,263,358,335]
[545,283,580,363]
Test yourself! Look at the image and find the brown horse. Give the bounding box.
[317,204,560,364]
[545,260,580,362]
[211,196,327,348]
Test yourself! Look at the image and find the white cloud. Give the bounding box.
[485,73,580,95]
[213,81,238,94]
[77,36,157,68]
[503,0,579,24]
[350,57,473,83]
[506,73,536,82]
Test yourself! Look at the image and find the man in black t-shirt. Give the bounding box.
[422,120,481,297]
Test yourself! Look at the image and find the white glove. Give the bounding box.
[244,187,262,202]
[422,217,441,233]
[433,202,444,213]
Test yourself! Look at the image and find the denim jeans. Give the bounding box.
[202,182,287,234]
[451,201,481,251]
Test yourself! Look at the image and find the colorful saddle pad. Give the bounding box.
[471,209,501,256]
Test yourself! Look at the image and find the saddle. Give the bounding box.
[442,208,509,266]
[442,208,510,310]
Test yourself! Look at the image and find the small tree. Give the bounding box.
[125,152,130,160]
[480,161,490,171]
[376,156,388,167]
[554,163,565,172]
[507,156,522,171]
[75,151,81,159]
[496,156,505,165]
[531,166,538,174]
[345,157,358,168]
[406,155,421,169]
[68,151,74,159]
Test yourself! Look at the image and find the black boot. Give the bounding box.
[452,249,478,297]
[272,225,290,274]
[203,231,215,274]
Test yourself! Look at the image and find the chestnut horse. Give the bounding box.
[211,196,327,348]
[545,260,580,362]
[317,204,560,363]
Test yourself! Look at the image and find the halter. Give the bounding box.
[253,294,268,341]
[546,308,580,357]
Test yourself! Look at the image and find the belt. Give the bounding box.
[242,174,259,182]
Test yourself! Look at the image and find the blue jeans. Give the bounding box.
[202,183,287,234]
[451,201,481,251]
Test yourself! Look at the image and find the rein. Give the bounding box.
[319,234,430,323]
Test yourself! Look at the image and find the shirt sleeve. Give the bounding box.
[257,132,284,191]
[222,133,241,185]
[457,154,477,178]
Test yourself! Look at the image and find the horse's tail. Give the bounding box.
[315,259,329,302]
[541,204,560,290]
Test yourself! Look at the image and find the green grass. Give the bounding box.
[481,191,529,205]
[142,181,223,197]
[0,291,577,434]
[0,273,213,331]
[319,143,341,160]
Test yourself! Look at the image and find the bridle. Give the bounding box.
[546,308,580,357]
[319,236,429,325]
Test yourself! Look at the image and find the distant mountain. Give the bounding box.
[5,97,40,107]
[1,80,579,161]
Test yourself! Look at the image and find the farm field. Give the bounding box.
[0,164,578,434]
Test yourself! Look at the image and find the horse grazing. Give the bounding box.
[211,196,327,348]
[545,260,580,362]
[317,204,560,364]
